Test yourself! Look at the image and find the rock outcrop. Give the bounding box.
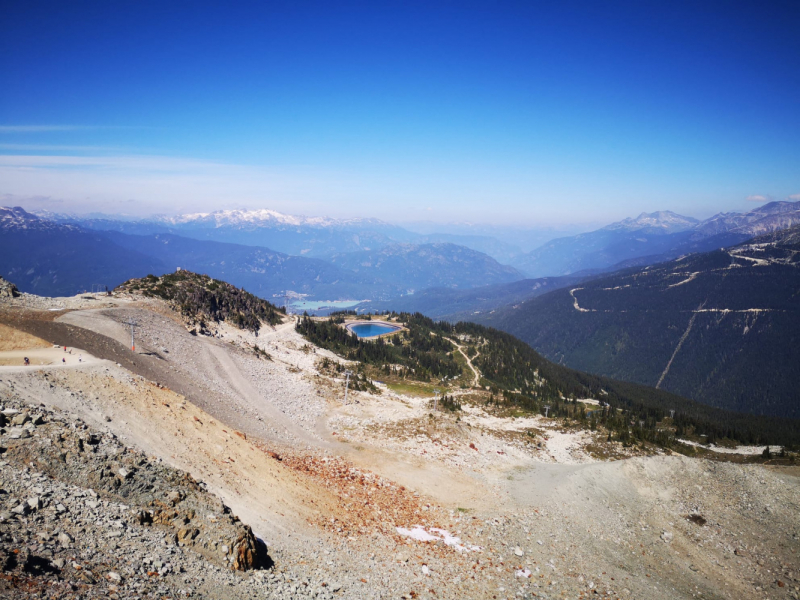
[0,276,19,298]
[0,397,283,599]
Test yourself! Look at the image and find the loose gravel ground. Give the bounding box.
[1,295,798,600]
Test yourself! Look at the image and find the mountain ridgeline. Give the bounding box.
[118,270,285,334]
[1,207,526,301]
[329,243,523,291]
[0,206,164,297]
[478,225,800,419]
[510,202,800,278]
[297,312,799,447]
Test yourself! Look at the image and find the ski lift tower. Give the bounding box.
[123,319,138,351]
[670,409,675,419]
[343,370,353,404]
[433,388,440,412]
[543,405,551,418]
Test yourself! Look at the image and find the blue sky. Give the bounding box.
[1,0,798,225]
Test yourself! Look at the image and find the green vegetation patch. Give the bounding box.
[117,270,284,334]
[296,313,461,382]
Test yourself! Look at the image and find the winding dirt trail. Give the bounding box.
[447,337,481,387]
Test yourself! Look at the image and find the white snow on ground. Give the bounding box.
[396,526,482,552]
[677,439,766,455]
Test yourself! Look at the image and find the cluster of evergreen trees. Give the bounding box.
[120,271,285,333]
[451,321,799,447]
[295,314,461,381]
[297,311,798,447]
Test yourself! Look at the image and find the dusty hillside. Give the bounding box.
[1,290,798,600]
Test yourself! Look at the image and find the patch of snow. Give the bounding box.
[396,526,482,552]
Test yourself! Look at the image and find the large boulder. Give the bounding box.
[231,525,270,571]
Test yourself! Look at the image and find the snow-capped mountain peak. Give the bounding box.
[157,208,389,229]
[602,210,699,233]
[1,206,79,232]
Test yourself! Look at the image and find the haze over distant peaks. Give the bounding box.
[157,208,390,229]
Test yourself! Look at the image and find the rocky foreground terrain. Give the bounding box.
[0,290,798,600]
[0,396,341,599]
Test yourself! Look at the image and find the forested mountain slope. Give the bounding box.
[105,231,395,301]
[298,313,799,446]
[361,274,588,320]
[330,243,523,291]
[479,226,800,418]
[0,207,165,296]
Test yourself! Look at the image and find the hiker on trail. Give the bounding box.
[24,357,29,366]
[62,358,66,363]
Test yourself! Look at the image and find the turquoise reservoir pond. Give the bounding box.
[347,322,402,338]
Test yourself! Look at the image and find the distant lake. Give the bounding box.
[347,322,402,338]
[289,299,362,313]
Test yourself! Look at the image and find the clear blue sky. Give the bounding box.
[1,0,798,225]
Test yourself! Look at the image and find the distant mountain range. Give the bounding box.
[361,274,588,320]
[510,201,800,277]
[0,207,524,300]
[329,243,523,292]
[477,225,800,418]
[49,210,408,259]
[0,206,164,297]
[42,209,574,260]
[42,207,534,263]
[38,201,800,283]
[103,232,390,301]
